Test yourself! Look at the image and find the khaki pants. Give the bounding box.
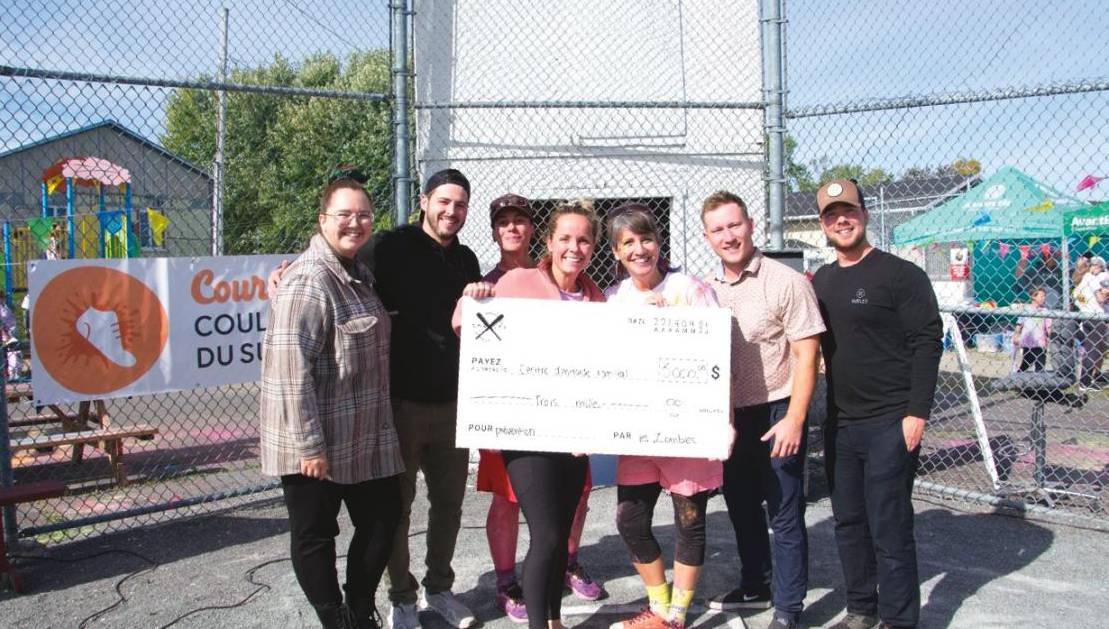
[387,399,470,604]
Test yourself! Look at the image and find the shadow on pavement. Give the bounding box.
[0,496,288,596]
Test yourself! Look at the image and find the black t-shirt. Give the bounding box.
[811,249,943,423]
[359,224,481,402]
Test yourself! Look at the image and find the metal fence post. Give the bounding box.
[211,6,229,256]
[0,370,17,544]
[762,0,785,250]
[391,0,413,226]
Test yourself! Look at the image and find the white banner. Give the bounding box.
[28,255,288,404]
[457,297,733,458]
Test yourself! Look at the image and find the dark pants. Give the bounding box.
[824,415,921,628]
[281,473,403,606]
[1020,346,1046,372]
[387,399,470,603]
[723,399,808,618]
[503,450,588,629]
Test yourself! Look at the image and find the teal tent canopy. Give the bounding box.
[892,166,1089,245]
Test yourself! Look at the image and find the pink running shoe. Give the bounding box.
[496,582,528,624]
[565,563,605,601]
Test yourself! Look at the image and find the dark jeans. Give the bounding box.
[503,450,588,629]
[722,398,808,618]
[281,473,403,606]
[824,415,921,628]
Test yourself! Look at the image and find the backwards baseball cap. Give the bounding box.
[489,193,532,226]
[423,168,471,197]
[816,179,865,215]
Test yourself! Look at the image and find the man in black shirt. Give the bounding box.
[360,169,481,629]
[810,179,942,629]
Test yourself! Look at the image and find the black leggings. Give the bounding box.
[281,473,402,606]
[616,483,710,567]
[502,450,588,628]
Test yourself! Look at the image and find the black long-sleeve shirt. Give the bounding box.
[811,249,943,423]
[359,224,481,403]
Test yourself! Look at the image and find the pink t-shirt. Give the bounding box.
[603,271,724,496]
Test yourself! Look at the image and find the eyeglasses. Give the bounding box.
[323,210,374,223]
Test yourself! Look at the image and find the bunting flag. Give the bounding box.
[1090,235,1101,248]
[1026,198,1054,213]
[45,174,64,195]
[146,208,169,246]
[1018,244,1031,260]
[928,242,940,251]
[1076,175,1106,193]
[967,241,975,252]
[998,242,1010,257]
[99,210,128,258]
[27,216,56,249]
[1039,243,1052,256]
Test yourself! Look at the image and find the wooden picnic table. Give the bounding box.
[3,383,157,486]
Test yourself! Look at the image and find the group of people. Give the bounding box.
[259,169,943,629]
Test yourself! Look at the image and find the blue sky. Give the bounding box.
[1,0,1106,196]
[784,0,1109,195]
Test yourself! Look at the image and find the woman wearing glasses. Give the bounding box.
[261,172,403,629]
[603,204,724,629]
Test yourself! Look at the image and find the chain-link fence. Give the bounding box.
[783,0,1109,523]
[0,0,398,542]
[3,0,1109,544]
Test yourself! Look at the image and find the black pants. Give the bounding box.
[281,473,403,606]
[616,483,710,566]
[824,416,920,628]
[723,399,808,617]
[502,450,588,629]
[1020,346,1046,372]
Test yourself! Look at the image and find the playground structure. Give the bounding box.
[2,157,137,308]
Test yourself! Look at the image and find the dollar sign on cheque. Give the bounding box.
[711,365,720,380]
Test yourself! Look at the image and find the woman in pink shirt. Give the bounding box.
[455,200,604,629]
[602,204,723,629]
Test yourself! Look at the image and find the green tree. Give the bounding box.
[162,51,393,254]
[812,163,892,190]
[784,135,815,192]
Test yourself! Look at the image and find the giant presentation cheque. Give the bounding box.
[457,296,733,459]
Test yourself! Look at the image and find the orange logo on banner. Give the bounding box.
[33,267,168,394]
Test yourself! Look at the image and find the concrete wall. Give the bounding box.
[412,1,766,277]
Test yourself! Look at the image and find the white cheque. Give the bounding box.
[457,297,733,459]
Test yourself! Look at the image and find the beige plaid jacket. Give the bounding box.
[260,234,403,484]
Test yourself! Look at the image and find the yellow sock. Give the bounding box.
[646,582,671,618]
[669,586,695,625]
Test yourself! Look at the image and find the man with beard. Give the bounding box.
[365,169,482,629]
[811,179,942,629]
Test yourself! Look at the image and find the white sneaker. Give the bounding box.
[76,307,136,367]
[389,602,421,629]
[420,591,476,628]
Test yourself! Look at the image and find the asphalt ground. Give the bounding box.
[2,469,1108,629]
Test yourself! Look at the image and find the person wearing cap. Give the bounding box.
[811,179,942,629]
[1075,256,1108,390]
[467,194,605,623]
[364,168,481,629]
[699,191,825,629]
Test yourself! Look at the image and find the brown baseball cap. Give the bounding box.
[489,193,532,225]
[816,179,864,215]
